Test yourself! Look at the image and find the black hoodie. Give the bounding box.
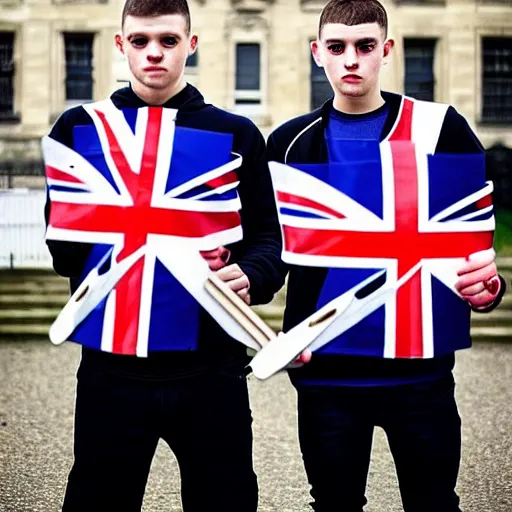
[45,84,286,379]
[267,92,506,387]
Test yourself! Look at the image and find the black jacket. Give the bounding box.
[45,84,286,378]
[268,91,505,384]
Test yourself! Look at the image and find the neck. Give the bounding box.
[333,88,384,115]
[130,78,187,106]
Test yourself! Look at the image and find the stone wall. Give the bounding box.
[0,0,510,160]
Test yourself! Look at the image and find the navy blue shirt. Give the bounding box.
[327,102,389,143]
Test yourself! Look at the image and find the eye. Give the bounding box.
[161,37,178,47]
[359,44,375,53]
[327,43,344,55]
[131,37,147,48]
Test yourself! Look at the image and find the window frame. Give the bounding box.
[63,31,95,104]
[480,35,512,125]
[234,42,262,114]
[0,29,19,122]
[403,37,437,102]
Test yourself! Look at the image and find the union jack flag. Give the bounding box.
[43,100,244,357]
[270,139,495,359]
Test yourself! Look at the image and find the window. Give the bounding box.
[64,33,94,102]
[235,43,261,109]
[0,32,15,118]
[482,37,512,124]
[404,38,436,102]
[310,51,332,109]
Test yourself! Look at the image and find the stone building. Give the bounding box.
[0,0,511,164]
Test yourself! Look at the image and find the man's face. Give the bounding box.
[312,22,393,100]
[116,14,197,93]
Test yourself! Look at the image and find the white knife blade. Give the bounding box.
[49,245,146,345]
[249,270,388,380]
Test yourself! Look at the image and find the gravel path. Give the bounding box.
[0,340,511,512]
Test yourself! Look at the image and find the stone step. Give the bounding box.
[470,327,512,340]
[497,257,512,268]
[0,294,67,308]
[0,281,69,295]
[0,323,50,337]
[0,269,60,282]
[497,293,512,309]
[0,308,60,322]
[471,310,512,324]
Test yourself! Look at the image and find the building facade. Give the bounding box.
[0,0,511,164]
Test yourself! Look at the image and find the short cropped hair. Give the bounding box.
[319,0,388,38]
[122,0,191,33]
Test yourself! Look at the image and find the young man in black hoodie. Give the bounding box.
[45,1,285,510]
[268,1,506,511]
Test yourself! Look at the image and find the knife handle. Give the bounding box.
[205,275,277,348]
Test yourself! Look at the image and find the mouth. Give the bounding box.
[144,66,167,73]
[342,74,362,83]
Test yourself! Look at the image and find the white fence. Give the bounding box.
[0,189,52,268]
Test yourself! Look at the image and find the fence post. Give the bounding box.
[7,162,13,189]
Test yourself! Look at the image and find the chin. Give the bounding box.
[338,85,367,98]
[142,78,174,90]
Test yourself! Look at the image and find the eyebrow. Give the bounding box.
[324,38,378,45]
[127,32,181,41]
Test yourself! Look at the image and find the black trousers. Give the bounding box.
[62,359,258,512]
[297,375,462,512]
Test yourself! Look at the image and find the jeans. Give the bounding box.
[297,375,462,512]
[62,359,258,512]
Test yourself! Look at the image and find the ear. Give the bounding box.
[115,33,124,55]
[189,34,198,56]
[311,40,323,68]
[383,38,394,63]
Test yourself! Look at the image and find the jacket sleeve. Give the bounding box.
[233,123,288,305]
[436,106,505,312]
[435,106,485,155]
[44,108,93,278]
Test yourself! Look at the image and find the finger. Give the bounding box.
[455,265,497,290]
[457,282,486,297]
[465,289,496,308]
[215,264,244,281]
[225,275,250,293]
[457,249,495,275]
[207,258,227,271]
[297,349,312,364]
[236,288,250,304]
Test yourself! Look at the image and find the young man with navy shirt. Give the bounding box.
[45,1,285,510]
[267,1,506,511]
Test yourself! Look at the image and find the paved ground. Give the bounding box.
[0,340,511,512]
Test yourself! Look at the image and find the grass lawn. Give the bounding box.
[495,210,512,256]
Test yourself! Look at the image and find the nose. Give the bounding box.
[344,45,359,70]
[146,41,163,62]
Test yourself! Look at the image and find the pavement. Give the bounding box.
[0,340,511,512]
